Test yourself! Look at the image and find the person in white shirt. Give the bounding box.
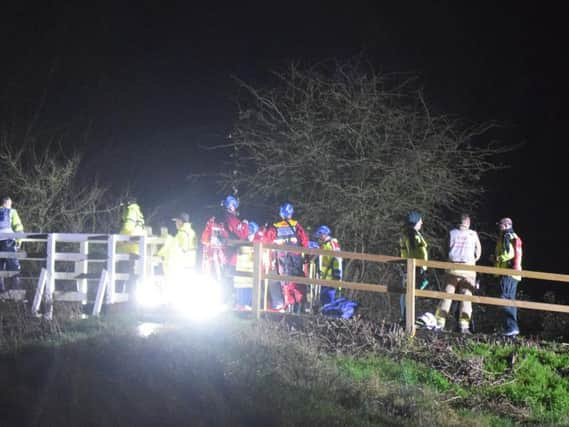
[435,214,481,333]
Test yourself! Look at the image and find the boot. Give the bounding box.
[459,314,471,335]
[434,308,447,331]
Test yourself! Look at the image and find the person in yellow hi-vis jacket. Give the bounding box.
[313,225,342,306]
[117,198,146,255]
[493,217,523,337]
[158,212,197,280]
[399,210,428,323]
[0,196,24,291]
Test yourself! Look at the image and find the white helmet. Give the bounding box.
[416,312,437,330]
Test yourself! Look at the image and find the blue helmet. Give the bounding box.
[248,221,259,236]
[279,202,294,219]
[407,210,422,226]
[222,195,239,211]
[314,225,331,239]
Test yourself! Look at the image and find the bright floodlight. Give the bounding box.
[135,279,164,308]
[135,269,225,321]
[168,270,225,321]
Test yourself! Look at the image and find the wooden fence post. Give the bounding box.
[93,269,109,316]
[45,233,56,320]
[106,235,117,304]
[138,234,148,284]
[77,240,89,303]
[31,268,48,316]
[406,258,416,336]
[252,241,263,319]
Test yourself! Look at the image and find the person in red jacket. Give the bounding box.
[265,202,309,313]
[201,195,249,304]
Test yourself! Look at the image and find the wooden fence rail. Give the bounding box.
[242,241,569,335]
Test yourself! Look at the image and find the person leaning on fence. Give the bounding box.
[0,196,24,291]
[435,214,481,334]
[493,217,523,337]
[399,210,428,323]
[265,202,309,313]
[234,221,261,311]
[313,225,342,306]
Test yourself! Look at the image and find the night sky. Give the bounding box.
[1,3,567,277]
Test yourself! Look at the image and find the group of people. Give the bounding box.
[200,196,343,313]
[117,195,343,314]
[402,211,523,337]
[0,193,524,336]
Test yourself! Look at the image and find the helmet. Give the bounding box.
[416,312,437,330]
[314,225,331,239]
[248,221,259,236]
[222,195,239,211]
[279,202,294,219]
[407,210,422,226]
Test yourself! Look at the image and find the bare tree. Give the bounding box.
[0,132,117,233]
[222,59,511,281]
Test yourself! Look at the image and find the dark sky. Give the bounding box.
[1,3,568,276]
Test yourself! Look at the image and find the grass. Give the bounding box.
[463,342,569,424]
[2,308,569,425]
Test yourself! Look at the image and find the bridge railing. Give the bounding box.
[232,241,569,335]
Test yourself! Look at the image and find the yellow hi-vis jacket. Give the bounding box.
[118,203,145,255]
[235,243,254,289]
[319,237,342,280]
[0,208,24,245]
[494,231,523,281]
[158,222,197,276]
[399,229,428,262]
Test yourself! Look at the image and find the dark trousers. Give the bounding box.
[0,239,21,291]
[500,275,520,332]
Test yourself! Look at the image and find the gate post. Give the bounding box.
[106,235,117,304]
[45,233,56,320]
[252,241,263,319]
[406,258,416,336]
[77,240,89,304]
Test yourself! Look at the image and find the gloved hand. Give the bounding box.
[332,269,342,280]
[420,278,429,290]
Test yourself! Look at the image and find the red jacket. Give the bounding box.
[223,211,249,266]
[201,212,249,267]
[265,219,309,248]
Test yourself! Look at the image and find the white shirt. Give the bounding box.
[448,228,480,264]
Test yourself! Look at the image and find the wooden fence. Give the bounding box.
[0,231,165,317]
[242,242,569,335]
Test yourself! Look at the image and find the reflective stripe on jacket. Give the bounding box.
[319,237,342,280]
[120,203,145,236]
[399,229,428,261]
[495,231,522,281]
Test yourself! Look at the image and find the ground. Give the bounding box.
[1,304,569,426]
